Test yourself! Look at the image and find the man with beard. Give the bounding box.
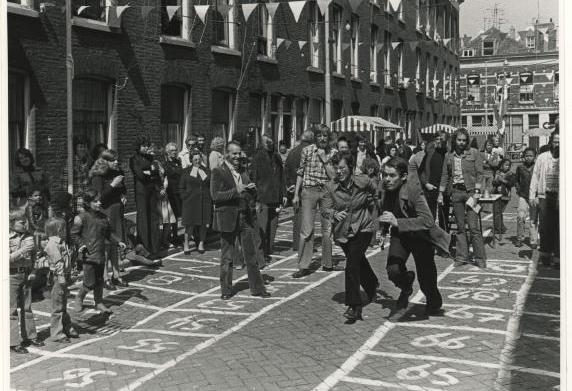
[251,135,287,265]
[292,125,339,277]
[530,131,559,268]
[285,131,314,250]
[379,157,449,317]
[438,128,486,268]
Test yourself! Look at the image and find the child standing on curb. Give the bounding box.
[44,217,79,343]
[71,189,126,315]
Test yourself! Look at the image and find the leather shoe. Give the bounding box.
[10,345,28,354]
[343,306,363,322]
[322,266,344,272]
[292,269,311,278]
[252,291,271,298]
[221,294,232,300]
[23,338,44,347]
[95,303,113,314]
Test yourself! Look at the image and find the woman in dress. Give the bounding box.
[179,150,212,254]
[323,152,380,322]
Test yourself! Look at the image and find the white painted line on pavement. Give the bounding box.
[127,283,196,295]
[494,248,539,388]
[422,303,559,319]
[485,259,532,264]
[363,351,560,378]
[450,271,529,278]
[341,376,444,390]
[165,308,253,316]
[134,252,301,326]
[10,334,117,373]
[526,291,560,298]
[395,322,507,335]
[123,329,217,338]
[440,286,516,294]
[534,276,560,281]
[521,333,559,342]
[134,267,220,280]
[202,293,287,300]
[26,347,162,369]
[118,249,381,391]
[313,264,456,391]
[165,258,219,265]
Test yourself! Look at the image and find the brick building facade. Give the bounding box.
[8,0,461,207]
[459,23,559,149]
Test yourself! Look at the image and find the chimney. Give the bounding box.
[509,26,516,40]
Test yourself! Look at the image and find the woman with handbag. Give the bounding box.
[323,152,380,322]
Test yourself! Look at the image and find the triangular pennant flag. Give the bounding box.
[298,40,307,50]
[408,41,418,50]
[284,40,292,50]
[277,38,285,48]
[77,5,91,15]
[217,4,231,17]
[317,0,331,16]
[288,1,305,23]
[520,76,527,83]
[443,38,451,46]
[342,42,351,51]
[241,3,257,22]
[376,43,384,52]
[506,77,513,84]
[141,5,154,19]
[194,5,209,24]
[389,0,402,11]
[433,79,440,86]
[115,5,130,18]
[391,41,402,50]
[348,0,363,13]
[265,2,280,19]
[547,71,554,81]
[545,98,550,103]
[403,77,410,85]
[166,5,180,21]
[358,41,365,46]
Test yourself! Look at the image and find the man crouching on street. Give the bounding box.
[379,157,450,317]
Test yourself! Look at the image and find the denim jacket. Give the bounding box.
[439,147,483,193]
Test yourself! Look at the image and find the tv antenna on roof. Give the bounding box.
[484,3,505,31]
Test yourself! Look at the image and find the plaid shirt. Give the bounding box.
[297,144,336,188]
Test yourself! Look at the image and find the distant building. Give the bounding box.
[459,22,559,149]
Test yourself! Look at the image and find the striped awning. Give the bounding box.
[330,116,402,133]
[419,123,457,134]
[467,126,498,135]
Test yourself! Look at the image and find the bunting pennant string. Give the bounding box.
[391,41,402,50]
[433,79,440,86]
[265,2,280,19]
[288,1,306,23]
[194,5,209,23]
[546,71,554,81]
[166,5,180,21]
[77,5,91,15]
[241,3,257,21]
[298,40,307,50]
[505,77,513,84]
[442,38,451,46]
[316,0,331,15]
[389,0,402,11]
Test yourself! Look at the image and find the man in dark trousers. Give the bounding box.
[162,142,183,246]
[379,157,450,317]
[210,141,270,300]
[284,130,314,250]
[252,134,286,266]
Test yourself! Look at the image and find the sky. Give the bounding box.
[459,0,559,37]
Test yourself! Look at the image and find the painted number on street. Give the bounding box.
[147,275,183,286]
[448,290,500,302]
[166,315,219,331]
[411,333,471,350]
[42,368,117,388]
[445,306,505,323]
[196,299,250,311]
[455,275,508,286]
[396,363,473,386]
[118,338,179,353]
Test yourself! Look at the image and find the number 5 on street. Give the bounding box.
[397,363,473,386]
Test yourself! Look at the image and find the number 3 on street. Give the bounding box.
[448,290,499,302]
[118,338,179,353]
[42,368,117,388]
[411,333,471,350]
[397,363,473,386]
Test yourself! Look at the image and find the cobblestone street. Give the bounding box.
[10,197,560,391]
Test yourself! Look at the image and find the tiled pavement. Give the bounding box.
[10,198,560,390]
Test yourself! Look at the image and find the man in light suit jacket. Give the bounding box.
[210,141,270,300]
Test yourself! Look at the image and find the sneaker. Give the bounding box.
[475,259,487,269]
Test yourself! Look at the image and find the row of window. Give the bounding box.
[464,71,559,103]
[461,113,559,129]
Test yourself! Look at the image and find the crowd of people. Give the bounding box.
[8,121,559,353]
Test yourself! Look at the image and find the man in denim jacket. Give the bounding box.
[438,128,487,268]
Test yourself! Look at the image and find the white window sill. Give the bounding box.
[160,35,196,48]
[211,46,242,57]
[256,55,278,64]
[8,3,39,17]
[306,66,324,75]
[370,81,381,88]
[332,72,345,79]
[351,77,362,83]
[72,17,120,33]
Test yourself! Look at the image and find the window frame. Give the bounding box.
[369,23,379,83]
[350,13,360,79]
[309,3,322,69]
